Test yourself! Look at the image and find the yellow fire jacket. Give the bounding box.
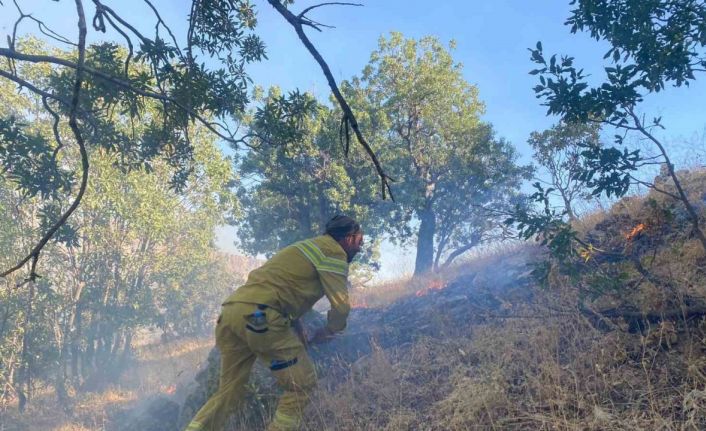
[223,234,351,332]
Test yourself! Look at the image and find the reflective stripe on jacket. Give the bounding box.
[223,234,351,332]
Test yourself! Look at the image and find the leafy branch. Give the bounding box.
[1,0,89,283]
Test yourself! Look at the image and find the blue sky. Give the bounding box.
[2,1,705,279]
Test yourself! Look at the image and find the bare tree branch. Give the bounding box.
[99,11,133,77]
[10,0,76,47]
[41,96,65,164]
[300,17,334,32]
[628,174,680,200]
[267,0,394,200]
[627,107,706,251]
[298,2,362,18]
[441,235,482,270]
[142,0,183,62]
[0,68,70,106]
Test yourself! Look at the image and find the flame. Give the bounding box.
[163,384,176,395]
[415,279,446,297]
[352,298,370,309]
[626,223,646,241]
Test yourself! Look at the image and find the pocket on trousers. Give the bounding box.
[244,309,268,333]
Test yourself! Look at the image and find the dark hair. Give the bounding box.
[324,215,361,241]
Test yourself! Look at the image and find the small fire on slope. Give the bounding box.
[351,298,370,309]
[626,223,646,241]
[415,279,446,297]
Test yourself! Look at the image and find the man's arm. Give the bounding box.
[308,271,350,345]
[292,319,308,346]
[308,272,351,344]
[320,271,351,333]
[293,238,351,344]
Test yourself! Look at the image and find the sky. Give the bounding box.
[1,0,705,280]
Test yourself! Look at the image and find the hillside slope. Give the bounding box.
[113,245,538,430]
[121,169,706,430]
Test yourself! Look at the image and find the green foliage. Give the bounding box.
[238,34,530,275]
[566,0,706,90]
[528,0,705,201]
[0,63,240,399]
[528,121,600,218]
[236,87,383,267]
[251,89,319,146]
[575,144,641,198]
[506,182,577,262]
[350,33,531,274]
[0,18,316,261]
[510,0,706,279]
[0,116,73,199]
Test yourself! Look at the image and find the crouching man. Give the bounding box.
[186,215,364,431]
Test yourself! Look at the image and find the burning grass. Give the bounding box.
[301,169,706,430]
[301,301,706,430]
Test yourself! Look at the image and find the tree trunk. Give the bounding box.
[110,330,123,363]
[84,321,96,376]
[440,232,483,271]
[120,332,133,367]
[559,189,576,221]
[18,281,34,412]
[70,305,83,381]
[414,208,436,276]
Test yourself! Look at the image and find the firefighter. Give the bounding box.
[186,215,363,431]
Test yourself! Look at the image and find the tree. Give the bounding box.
[235,87,385,273]
[349,33,531,275]
[0,142,240,406]
[0,55,241,406]
[528,121,600,221]
[527,0,706,250]
[0,0,392,281]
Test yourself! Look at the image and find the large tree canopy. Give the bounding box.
[348,33,531,275]
[236,87,385,263]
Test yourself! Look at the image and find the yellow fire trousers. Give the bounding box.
[186,302,316,431]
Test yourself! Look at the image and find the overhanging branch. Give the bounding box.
[267,0,394,200]
[298,2,362,18]
[1,0,89,282]
[0,47,256,150]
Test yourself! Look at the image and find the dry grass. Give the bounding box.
[7,169,706,430]
[301,299,706,430]
[122,337,213,395]
[350,241,538,309]
[302,171,706,430]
